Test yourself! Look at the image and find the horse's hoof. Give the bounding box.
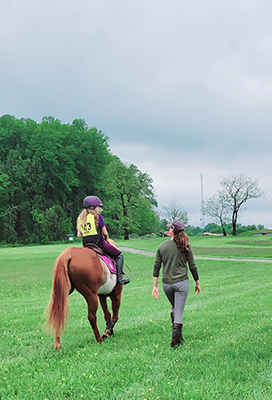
[105,328,114,337]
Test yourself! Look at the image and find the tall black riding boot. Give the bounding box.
[116,253,130,285]
[171,323,184,348]
[170,312,174,326]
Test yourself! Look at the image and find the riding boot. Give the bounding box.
[116,253,130,285]
[170,312,174,326]
[171,323,184,348]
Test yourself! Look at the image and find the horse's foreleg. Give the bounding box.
[99,295,115,340]
[86,294,103,343]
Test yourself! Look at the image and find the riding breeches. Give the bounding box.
[162,279,189,324]
[97,239,121,258]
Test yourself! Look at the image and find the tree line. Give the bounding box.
[159,198,266,237]
[0,115,266,244]
[0,115,161,244]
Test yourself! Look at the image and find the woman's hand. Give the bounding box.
[195,280,201,295]
[152,287,159,299]
[152,277,159,299]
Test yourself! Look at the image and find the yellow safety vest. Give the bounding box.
[79,214,98,237]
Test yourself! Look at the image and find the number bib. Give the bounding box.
[80,213,98,237]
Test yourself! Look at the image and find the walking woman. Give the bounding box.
[152,220,200,348]
[77,195,130,285]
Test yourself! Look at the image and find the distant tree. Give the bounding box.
[203,192,230,236]
[220,174,266,236]
[162,200,188,225]
[185,225,203,236]
[159,218,169,233]
[31,205,72,243]
[203,223,223,234]
[102,159,158,239]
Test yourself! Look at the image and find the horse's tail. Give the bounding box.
[45,249,72,337]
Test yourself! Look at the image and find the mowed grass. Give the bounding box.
[117,233,272,259]
[0,241,271,400]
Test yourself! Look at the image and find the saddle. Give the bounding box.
[85,243,117,274]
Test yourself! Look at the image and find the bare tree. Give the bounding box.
[162,200,188,225]
[203,192,231,236]
[220,173,266,236]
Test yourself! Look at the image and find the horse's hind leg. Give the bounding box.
[55,336,61,350]
[110,290,122,325]
[85,293,103,343]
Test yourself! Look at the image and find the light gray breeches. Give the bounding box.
[162,279,189,324]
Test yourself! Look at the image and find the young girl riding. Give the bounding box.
[77,195,130,285]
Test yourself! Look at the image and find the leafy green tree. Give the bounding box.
[133,203,161,236]
[30,209,50,244]
[1,151,47,240]
[68,118,113,226]
[203,223,223,234]
[45,205,72,241]
[4,206,19,243]
[0,115,114,243]
[186,225,204,236]
[30,205,72,243]
[0,172,10,241]
[159,218,169,233]
[102,159,158,239]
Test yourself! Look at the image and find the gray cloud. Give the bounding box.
[1,0,272,226]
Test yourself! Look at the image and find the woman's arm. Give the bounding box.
[152,277,159,299]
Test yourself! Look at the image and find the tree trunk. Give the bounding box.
[219,217,227,236]
[15,210,21,236]
[232,209,238,236]
[123,229,129,240]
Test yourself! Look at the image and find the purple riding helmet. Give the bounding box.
[83,196,103,208]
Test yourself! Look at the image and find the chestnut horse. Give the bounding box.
[45,244,123,349]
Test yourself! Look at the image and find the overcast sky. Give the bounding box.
[1,0,272,227]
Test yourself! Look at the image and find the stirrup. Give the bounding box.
[118,277,130,285]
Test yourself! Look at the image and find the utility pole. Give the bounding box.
[200,173,205,229]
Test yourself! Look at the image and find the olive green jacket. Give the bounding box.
[153,240,199,284]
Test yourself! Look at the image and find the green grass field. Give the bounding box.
[0,236,271,399]
[117,233,272,259]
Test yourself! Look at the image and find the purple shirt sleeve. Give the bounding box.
[99,214,105,228]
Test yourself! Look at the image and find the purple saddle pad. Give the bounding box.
[99,255,116,274]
